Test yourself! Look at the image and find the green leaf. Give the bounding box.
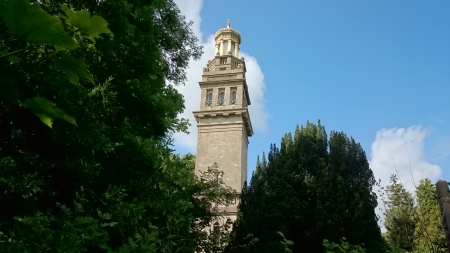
[7,55,21,64]
[23,97,77,128]
[101,222,118,227]
[54,52,94,84]
[0,0,77,50]
[35,113,54,128]
[61,5,111,44]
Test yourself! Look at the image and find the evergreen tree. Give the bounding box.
[413,179,446,253]
[383,174,416,252]
[226,121,387,253]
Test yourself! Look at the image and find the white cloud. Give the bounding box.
[240,53,270,132]
[173,0,203,38]
[173,0,269,153]
[172,34,215,151]
[369,126,442,232]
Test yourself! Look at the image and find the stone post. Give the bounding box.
[436,180,450,252]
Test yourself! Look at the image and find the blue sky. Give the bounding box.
[172,0,450,226]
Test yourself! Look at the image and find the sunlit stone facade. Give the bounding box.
[193,20,253,227]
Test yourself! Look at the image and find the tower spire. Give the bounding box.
[227,19,230,28]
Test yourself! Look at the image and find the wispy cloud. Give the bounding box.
[369,125,442,231]
[173,0,269,153]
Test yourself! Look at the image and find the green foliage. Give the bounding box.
[60,5,110,44]
[278,231,294,253]
[0,0,76,50]
[0,0,111,50]
[226,121,388,253]
[22,97,77,127]
[323,237,367,253]
[7,54,21,63]
[0,0,111,127]
[53,52,94,84]
[382,175,416,252]
[381,233,407,253]
[413,179,447,253]
[0,0,220,251]
[382,176,446,253]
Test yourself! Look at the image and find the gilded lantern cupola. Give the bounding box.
[214,19,242,57]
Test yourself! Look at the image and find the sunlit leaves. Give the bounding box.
[0,0,77,50]
[0,0,110,51]
[323,238,367,253]
[413,179,447,252]
[61,5,111,44]
[0,0,205,251]
[23,97,76,128]
[0,0,113,127]
[383,175,416,252]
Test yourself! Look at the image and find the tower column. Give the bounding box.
[215,43,219,55]
[213,87,219,106]
[225,87,231,104]
[200,88,206,108]
[235,45,239,57]
[220,40,224,55]
[228,39,232,54]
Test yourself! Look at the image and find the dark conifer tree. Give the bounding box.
[226,121,388,253]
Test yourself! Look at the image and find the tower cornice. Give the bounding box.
[203,55,246,72]
[193,108,253,137]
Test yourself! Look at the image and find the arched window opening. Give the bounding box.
[214,171,223,183]
[230,91,237,104]
[205,93,213,106]
[218,92,225,105]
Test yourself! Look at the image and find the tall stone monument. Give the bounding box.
[193,20,253,225]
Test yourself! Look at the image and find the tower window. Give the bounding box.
[214,171,223,183]
[215,173,219,183]
[213,222,220,233]
[230,91,237,104]
[218,92,225,106]
[205,93,212,106]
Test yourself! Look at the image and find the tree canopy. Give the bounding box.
[226,121,388,253]
[414,179,447,252]
[382,174,416,252]
[382,176,447,253]
[1,1,447,252]
[0,0,233,251]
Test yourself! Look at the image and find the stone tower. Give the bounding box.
[193,20,253,223]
